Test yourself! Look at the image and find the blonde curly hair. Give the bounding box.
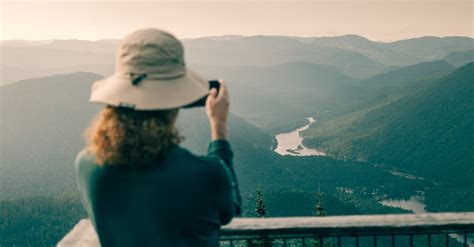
[85,106,183,166]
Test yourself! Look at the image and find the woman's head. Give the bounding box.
[84,29,212,166]
[85,106,183,166]
[89,28,210,110]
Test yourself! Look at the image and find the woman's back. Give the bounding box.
[76,28,240,246]
[76,141,240,247]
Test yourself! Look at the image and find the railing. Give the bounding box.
[59,212,474,247]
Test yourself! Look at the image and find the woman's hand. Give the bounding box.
[205,79,229,140]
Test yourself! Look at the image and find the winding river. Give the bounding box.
[273,117,326,156]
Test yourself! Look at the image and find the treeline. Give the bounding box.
[249,190,464,247]
[240,188,409,218]
[0,194,86,246]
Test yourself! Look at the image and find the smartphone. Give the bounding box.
[209,80,221,93]
[182,80,220,108]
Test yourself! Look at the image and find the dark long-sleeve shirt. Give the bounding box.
[75,140,242,247]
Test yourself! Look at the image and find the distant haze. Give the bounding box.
[1,0,473,41]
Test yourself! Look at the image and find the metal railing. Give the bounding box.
[58,213,474,247]
[219,213,474,246]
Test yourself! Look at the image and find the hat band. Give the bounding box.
[125,70,186,85]
[121,69,186,81]
[117,60,186,77]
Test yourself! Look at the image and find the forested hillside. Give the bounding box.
[0,194,86,246]
[303,62,474,211]
[325,61,456,117]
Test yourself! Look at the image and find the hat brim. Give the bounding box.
[89,68,209,110]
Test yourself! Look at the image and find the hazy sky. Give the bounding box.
[1,0,473,42]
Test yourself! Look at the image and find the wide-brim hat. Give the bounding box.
[89,28,209,110]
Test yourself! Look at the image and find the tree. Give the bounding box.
[249,188,271,247]
[314,183,324,217]
[255,188,267,218]
[313,183,325,247]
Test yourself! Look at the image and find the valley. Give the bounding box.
[272,116,432,215]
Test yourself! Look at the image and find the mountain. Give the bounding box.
[0,36,385,85]
[311,35,474,66]
[0,46,113,70]
[184,36,388,78]
[37,39,116,53]
[312,35,418,66]
[362,61,455,87]
[0,63,114,86]
[194,61,359,132]
[0,73,104,199]
[0,45,114,85]
[0,40,54,47]
[443,49,474,67]
[302,63,474,211]
[10,36,459,131]
[323,61,457,117]
[387,36,474,60]
[190,35,246,41]
[3,35,472,85]
[0,63,42,86]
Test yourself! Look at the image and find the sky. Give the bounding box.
[1,0,473,42]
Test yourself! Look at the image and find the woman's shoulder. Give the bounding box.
[75,149,100,174]
[174,146,223,170]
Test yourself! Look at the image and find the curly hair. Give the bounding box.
[85,106,183,166]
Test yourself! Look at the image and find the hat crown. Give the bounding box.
[90,28,209,110]
[115,29,185,79]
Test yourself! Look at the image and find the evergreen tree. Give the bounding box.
[250,188,271,247]
[314,183,324,217]
[255,188,267,218]
[313,183,324,246]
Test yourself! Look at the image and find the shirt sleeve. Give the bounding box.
[207,140,242,224]
[74,150,97,228]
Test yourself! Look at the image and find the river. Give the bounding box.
[273,117,326,156]
[380,195,427,214]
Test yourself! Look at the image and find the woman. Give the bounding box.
[75,28,241,247]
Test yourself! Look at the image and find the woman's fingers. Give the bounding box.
[206,88,218,106]
[209,88,218,99]
[205,79,229,140]
[206,79,229,107]
[216,79,228,101]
